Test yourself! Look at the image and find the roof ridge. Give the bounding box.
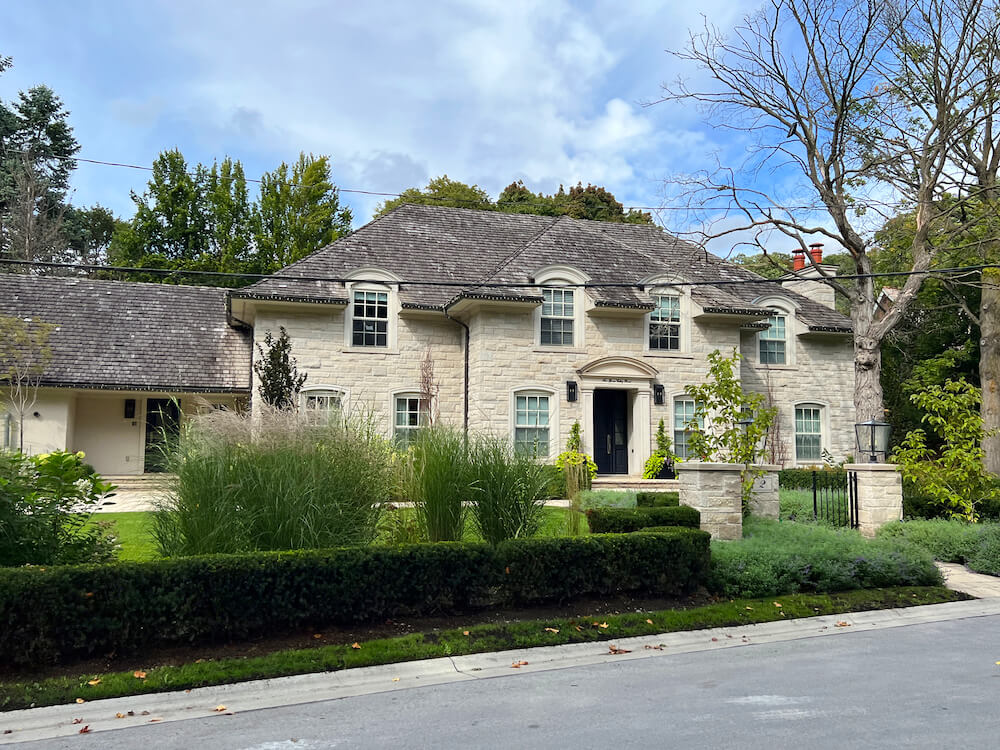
[0,273,231,295]
[463,214,563,292]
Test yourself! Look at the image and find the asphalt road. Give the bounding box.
[15,614,1000,749]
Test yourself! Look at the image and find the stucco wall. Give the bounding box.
[72,395,145,474]
[1,389,74,455]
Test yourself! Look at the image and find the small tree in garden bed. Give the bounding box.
[892,379,1000,522]
[684,349,775,514]
[555,421,597,535]
[0,315,56,452]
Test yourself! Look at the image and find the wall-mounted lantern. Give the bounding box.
[653,383,665,405]
[855,419,892,463]
[566,380,578,402]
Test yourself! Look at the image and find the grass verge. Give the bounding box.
[0,586,960,711]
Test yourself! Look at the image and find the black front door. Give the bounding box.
[594,389,628,474]
[144,398,180,473]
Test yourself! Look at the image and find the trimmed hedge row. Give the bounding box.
[778,468,847,490]
[636,491,680,508]
[586,506,701,534]
[0,530,710,668]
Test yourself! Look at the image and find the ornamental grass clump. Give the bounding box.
[403,425,472,542]
[468,434,549,545]
[153,407,395,556]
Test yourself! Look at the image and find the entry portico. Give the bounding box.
[577,356,656,476]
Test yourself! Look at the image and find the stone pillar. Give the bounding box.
[677,462,743,540]
[749,464,781,519]
[847,463,903,538]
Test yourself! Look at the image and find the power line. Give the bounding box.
[1,257,997,290]
[9,149,886,215]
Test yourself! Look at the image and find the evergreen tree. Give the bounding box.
[254,327,306,410]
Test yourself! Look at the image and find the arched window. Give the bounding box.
[301,386,348,414]
[759,309,788,364]
[794,403,824,461]
[534,266,588,349]
[344,268,401,350]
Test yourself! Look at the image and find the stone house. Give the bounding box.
[1,204,855,476]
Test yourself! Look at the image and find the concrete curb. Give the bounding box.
[4,597,1000,745]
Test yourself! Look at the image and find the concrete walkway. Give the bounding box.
[936,561,1000,598]
[4,597,1000,745]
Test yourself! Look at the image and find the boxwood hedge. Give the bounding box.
[0,529,710,668]
[586,506,701,534]
[636,491,680,508]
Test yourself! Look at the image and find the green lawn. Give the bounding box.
[99,506,588,561]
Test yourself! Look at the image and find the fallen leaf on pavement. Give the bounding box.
[608,645,631,655]
[711,637,718,642]
[78,726,91,734]
[214,705,227,712]
[71,718,83,725]
[148,718,162,723]
[644,644,665,651]
[115,713,126,719]
[511,660,529,668]
[392,677,400,682]
[75,698,85,704]
[835,621,850,628]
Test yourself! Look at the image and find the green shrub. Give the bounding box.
[402,425,472,542]
[875,519,983,563]
[0,450,117,567]
[636,491,680,508]
[967,526,1000,576]
[540,464,566,499]
[778,468,847,490]
[586,506,701,533]
[0,531,711,667]
[153,408,394,556]
[578,489,636,509]
[469,434,548,545]
[498,529,710,604]
[708,518,942,598]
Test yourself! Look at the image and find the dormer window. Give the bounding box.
[759,310,787,364]
[650,294,681,351]
[352,290,389,347]
[541,288,575,346]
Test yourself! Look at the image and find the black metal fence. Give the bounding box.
[812,470,859,529]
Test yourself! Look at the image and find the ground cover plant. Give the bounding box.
[152,408,396,556]
[708,517,942,598]
[0,587,960,711]
[876,519,1000,576]
[0,450,116,567]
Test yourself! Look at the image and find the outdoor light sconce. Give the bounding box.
[566,380,578,402]
[124,398,136,420]
[855,419,892,463]
[653,383,665,405]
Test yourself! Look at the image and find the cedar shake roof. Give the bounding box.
[0,275,252,392]
[236,204,852,332]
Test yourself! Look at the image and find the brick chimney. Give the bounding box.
[792,248,806,271]
[809,243,823,264]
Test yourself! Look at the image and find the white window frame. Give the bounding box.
[510,386,558,458]
[1,411,15,451]
[672,395,703,460]
[643,278,692,356]
[794,402,826,463]
[343,268,401,352]
[753,296,796,367]
[392,390,425,447]
[533,266,587,350]
[300,385,349,416]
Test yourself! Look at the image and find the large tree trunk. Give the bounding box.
[980,269,1000,475]
[852,270,885,461]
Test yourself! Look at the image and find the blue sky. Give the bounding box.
[3,0,771,249]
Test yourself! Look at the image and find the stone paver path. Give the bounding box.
[936,561,1000,598]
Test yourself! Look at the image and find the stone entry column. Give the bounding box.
[677,462,743,540]
[749,464,781,519]
[846,463,903,538]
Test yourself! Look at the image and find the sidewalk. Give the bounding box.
[936,561,1000,598]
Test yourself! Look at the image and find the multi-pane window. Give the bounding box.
[795,405,823,461]
[394,394,424,447]
[759,312,787,364]
[540,288,574,346]
[352,290,389,347]
[514,393,550,457]
[650,294,681,351]
[302,390,343,414]
[673,397,702,459]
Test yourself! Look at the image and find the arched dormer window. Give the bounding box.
[300,385,348,415]
[754,296,796,366]
[344,268,401,350]
[644,277,691,354]
[534,265,588,349]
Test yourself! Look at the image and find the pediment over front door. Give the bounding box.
[576,356,659,380]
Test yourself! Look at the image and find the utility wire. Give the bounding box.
[1,258,997,290]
